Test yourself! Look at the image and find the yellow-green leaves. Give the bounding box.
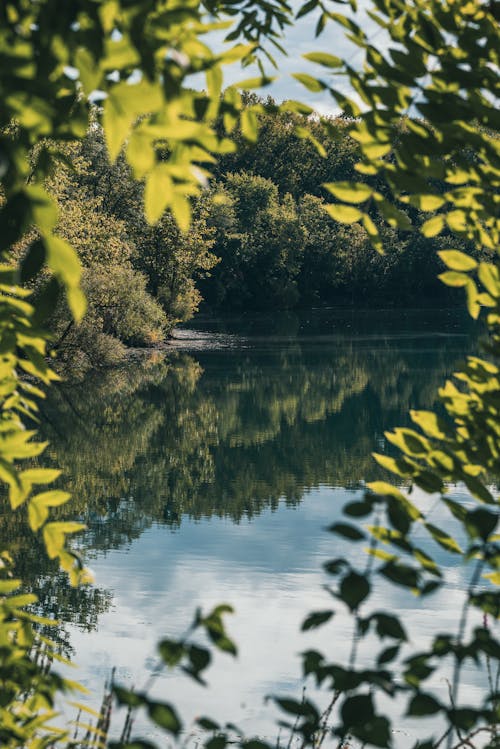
[438,250,477,272]
[144,164,174,225]
[26,185,59,233]
[408,194,446,212]
[103,80,164,162]
[438,271,469,287]
[74,47,101,95]
[303,52,343,68]
[421,215,445,237]
[376,199,413,231]
[235,75,275,90]
[292,73,327,92]
[241,108,258,143]
[410,411,447,440]
[28,491,71,532]
[324,182,374,204]
[43,522,86,560]
[324,204,363,224]
[44,235,86,320]
[478,263,500,298]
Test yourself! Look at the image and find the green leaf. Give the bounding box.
[339,571,370,610]
[158,639,184,667]
[465,279,481,319]
[385,427,430,456]
[478,263,500,297]
[44,235,86,320]
[380,562,419,589]
[188,644,211,672]
[328,522,366,541]
[275,697,319,721]
[292,73,327,92]
[462,475,494,504]
[344,500,373,517]
[205,736,227,749]
[465,508,498,541]
[372,612,407,640]
[324,204,363,224]
[21,468,61,485]
[438,250,477,272]
[410,410,447,439]
[75,47,101,94]
[421,215,444,237]
[438,271,469,287]
[301,610,334,631]
[341,694,374,727]
[113,687,145,708]
[144,164,173,225]
[324,182,373,204]
[376,199,413,230]
[296,0,319,19]
[20,239,46,283]
[424,523,462,554]
[407,693,442,716]
[103,80,163,162]
[0,579,22,594]
[235,76,274,90]
[303,52,342,68]
[443,498,467,522]
[197,717,220,731]
[377,645,400,665]
[446,210,467,233]
[448,708,480,731]
[28,490,71,531]
[43,522,86,559]
[241,108,258,143]
[410,194,445,211]
[147,702,182,735]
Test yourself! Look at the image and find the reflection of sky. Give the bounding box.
[62,484,495,743]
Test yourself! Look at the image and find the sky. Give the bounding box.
[213,0,380,115]
[95,2,383,115]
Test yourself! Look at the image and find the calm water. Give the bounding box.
[6,309,490,741]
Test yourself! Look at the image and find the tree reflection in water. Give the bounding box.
[0,310,476,658]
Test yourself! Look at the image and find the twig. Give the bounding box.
[448,726,495,749]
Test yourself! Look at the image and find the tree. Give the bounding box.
[0,0,499,748]
[48,178,167,368]
[108,1,500,748]
[204,172,306,308]
[58,126,219,329]
[0,1,326,744]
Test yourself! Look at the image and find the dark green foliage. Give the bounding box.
[200,105,472,312]
[37,129,219,367]
[1,0,499,745]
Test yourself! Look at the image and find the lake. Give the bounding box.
[8,308,489,743]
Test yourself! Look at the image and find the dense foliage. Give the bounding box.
[39,131,219,369]
[202,107,466,311]
[0,0,317,743]
[42,109,465,357]
[0,0,499,749]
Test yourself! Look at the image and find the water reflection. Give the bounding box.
[43,310,475,535]
[0,309,480,733]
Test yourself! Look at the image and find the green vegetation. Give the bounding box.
[24,131,218,370]
[0,0,499,748]
[203,107,467,311]
[36,106,468,367]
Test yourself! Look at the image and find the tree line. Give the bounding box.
[32,101,472,370]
